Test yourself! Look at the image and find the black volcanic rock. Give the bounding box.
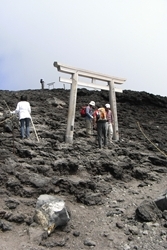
[0,88,167,250]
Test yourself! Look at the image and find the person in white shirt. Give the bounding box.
[105,103,114,144]
[11,95,31,139]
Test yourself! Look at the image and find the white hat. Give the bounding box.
[89,101,95,106]
[105,103,110,108]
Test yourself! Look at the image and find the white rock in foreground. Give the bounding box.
[34,194,70,235]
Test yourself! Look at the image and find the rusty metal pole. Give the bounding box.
[65,72,78,143]
[3,100,15,152]
[108,80,119,141]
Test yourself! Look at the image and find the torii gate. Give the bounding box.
[53,62,126,144]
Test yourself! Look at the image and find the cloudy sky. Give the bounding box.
[1,0,167,96]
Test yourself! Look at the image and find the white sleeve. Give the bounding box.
[28,103,31,114]
[12,103,20,114]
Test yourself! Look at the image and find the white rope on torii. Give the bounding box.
[53,61,126,144]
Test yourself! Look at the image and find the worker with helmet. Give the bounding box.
[105,103,114,144]
[85,101,95,136]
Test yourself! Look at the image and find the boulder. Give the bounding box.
[136,200,162,222]
[154,191,167,211]
[34,194,70,235]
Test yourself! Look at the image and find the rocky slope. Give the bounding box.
[0,88,167,250]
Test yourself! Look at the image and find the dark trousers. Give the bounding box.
[97,122,107,148]
[20,118,30,138]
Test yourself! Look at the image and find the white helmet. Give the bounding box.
[89,101,95,106]
[105,103,110,108]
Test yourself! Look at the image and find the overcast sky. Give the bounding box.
[1,0,167,96]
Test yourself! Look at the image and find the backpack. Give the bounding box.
[80,106,87,117]
[96,108,107,120]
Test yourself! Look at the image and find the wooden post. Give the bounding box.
[109,80,119,141]
[30,116,39,142]
[65,73,78,143]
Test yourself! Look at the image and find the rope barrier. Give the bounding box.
[0,116,14,124]
[137,121,167,158]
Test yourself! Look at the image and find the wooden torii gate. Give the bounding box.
[53,62,126,144]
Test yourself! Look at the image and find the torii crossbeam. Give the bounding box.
[53,62,126,144]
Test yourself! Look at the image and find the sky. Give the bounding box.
[0,0,167,96]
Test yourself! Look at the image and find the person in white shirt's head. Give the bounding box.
[11,95,31,139]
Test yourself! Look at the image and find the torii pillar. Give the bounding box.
[66,73,78,143]
[109,80,119,140]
